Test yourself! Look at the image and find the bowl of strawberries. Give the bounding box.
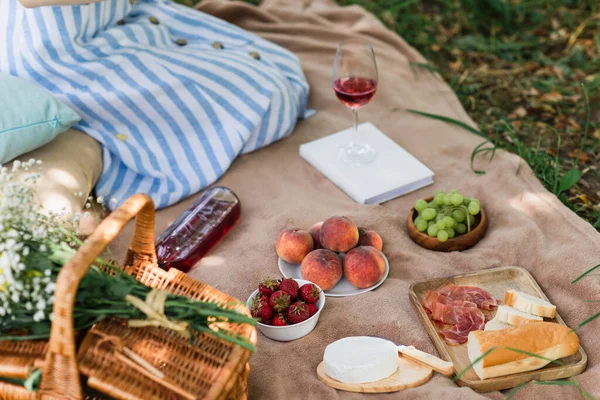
[247,277,325,342]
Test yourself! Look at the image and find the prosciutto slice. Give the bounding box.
[438,308,486,345]
[436,282,499,310]
[423,282,498,345]
[423,290,477,311]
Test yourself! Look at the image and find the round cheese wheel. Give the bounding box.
[323,336,399,384]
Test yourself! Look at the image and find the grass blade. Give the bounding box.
[453,347,497,381]
[407,109,488,139]
[577,311,600,329]
[571,263,600,283]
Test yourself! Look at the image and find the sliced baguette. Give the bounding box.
[467,322,579,380]
[505,290,556,318]
[484,317,513,331]
[496,305,543,326]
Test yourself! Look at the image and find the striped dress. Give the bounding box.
[0,0,310,209]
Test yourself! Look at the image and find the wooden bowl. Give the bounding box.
[406,197,488,252]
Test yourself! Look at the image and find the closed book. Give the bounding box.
[299,123,434,204]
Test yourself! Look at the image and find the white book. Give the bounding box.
[299,123,434,204]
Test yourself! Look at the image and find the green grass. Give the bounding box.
[336,0,600,228]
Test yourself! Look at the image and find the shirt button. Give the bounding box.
[175,39,188,47]
[249,51,261,60]
[212,41,224,50]
[148,16,160,25]
[129,0,135,4]
[116,19,126,26]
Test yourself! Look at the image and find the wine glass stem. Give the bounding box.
[352,109,359,146]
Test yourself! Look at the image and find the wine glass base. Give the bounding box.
[338,143,377,166]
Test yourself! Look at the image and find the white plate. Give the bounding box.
[278,252,390,297]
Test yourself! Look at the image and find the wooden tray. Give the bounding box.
[409,266,588,392]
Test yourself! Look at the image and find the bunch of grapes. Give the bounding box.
[413,190,481,243]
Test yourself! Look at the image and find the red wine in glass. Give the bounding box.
[332,39,379,166]
[333,77,377,109]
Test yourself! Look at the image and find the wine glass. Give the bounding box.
[332,39,378,166]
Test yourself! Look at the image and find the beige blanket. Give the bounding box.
[111,0,600,398]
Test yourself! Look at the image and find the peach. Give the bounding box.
[276,228,314,264]
[309,221,323,249]
[358,227,383,251]
[343,246,386,289]
[320,216,359,253]
[300,249,343,291]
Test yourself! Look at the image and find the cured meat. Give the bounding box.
[423,290,477,311]
[423,282,498,345]
[435,282,499,310]
[438,308,486,345]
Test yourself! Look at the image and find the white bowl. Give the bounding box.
[246,279,325,342]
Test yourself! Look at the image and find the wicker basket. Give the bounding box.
[0,194,257,399]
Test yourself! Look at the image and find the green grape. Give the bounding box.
[468,201,480,215]
[427,225,439,237]
[414,199,428,212]
[451,193,464,206]
[443,216,455,228]
[433,192,445,204]
[437,229,449,242]
[468,214,475,225]
[415,219,428,232]
[421,208,437,221]
[415,216,423,223]
[456,223,467,234]
[435,213,445,222]
[470,198,480,205]
[436,220,446,230]
[443,194,453,205]
[451,210,465,223]
[446,227,455,238]
[428,221,436,228]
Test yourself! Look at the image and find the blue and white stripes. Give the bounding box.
[0,0,310,209]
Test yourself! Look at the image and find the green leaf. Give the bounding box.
[557,168,581,195]
[407,109,488,139]
[571,263,600,284]
[24,369,41,392]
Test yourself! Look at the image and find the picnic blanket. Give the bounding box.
[109,0,600,398]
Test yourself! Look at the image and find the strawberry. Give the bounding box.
[258,278,280,297]
[272,313,287,326]
[286,301,310,324]
[306,303,318,317]
[269,290,291,313]
[251,298,273,323]
[279,278,299,299]
[260,295,269,303]
[299,283,321,303]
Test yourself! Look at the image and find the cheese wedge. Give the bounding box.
[468,322,579,380]
[504,290,556,318]
[496,305,543,326]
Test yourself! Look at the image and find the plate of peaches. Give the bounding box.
[276,216,389,297]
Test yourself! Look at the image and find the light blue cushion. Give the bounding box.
[0,73,81,164]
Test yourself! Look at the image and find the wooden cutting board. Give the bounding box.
[317,355,432,393]
[409,266,588,393]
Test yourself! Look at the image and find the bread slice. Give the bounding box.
[496,305,543,326]
[505,290,556,318]
[468,322,579,380]
[484,317,513,331]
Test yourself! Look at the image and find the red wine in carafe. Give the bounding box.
[333,77,377,109]
[155,186,240,272]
